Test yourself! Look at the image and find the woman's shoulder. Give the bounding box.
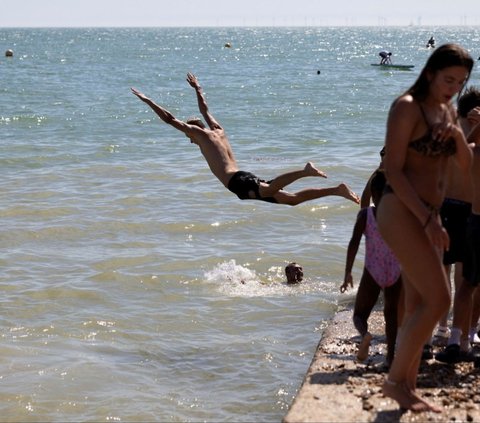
[392,94,417,109]
[390,94,421,118]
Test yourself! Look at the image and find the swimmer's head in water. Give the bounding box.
[285,262,303,284]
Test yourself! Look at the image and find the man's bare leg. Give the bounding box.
[259,162,327,197]
[273,183,360,205]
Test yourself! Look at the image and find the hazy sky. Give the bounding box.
[1,0,479,27]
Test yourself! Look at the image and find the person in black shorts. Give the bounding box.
[432,197,472,347]
[132,73,360,206]
[435,86,480,364]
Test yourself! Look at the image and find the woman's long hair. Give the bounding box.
[407,43,474,101]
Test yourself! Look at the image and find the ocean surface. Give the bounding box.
[0,26,479,422]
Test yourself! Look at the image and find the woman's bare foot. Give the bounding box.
[382,379,441,413]
[337,183,360,204]
[357,332,372,361]
[304,162,327,178]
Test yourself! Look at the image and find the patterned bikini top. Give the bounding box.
[408,103,456,157]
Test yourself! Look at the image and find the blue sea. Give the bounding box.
[0,26,479,422]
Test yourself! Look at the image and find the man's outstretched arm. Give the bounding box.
[186,73,222,130]
[131,87,192,134]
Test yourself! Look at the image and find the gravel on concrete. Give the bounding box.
[283,306,480,423]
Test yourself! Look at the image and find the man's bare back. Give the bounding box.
[188,127,238,188]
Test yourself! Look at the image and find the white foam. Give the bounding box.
[204,259,340,299]
[204,260,262,297]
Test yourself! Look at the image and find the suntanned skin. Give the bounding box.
[132,73,360,206]
[377,60,473,413]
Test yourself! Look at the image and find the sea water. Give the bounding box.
[0,26,479,422]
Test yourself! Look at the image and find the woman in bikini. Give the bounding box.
[377,44,474,413]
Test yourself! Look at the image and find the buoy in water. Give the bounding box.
[5,49,13,57]
[224,43,231,48]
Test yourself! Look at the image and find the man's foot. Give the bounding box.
[304,162,327,178]
[337,183,360,204]
[434,343,476,363]
[357,332,372,361]
[382,379,441,413]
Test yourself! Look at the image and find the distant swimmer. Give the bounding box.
[426,36,436,48]
[379,51,392,65]
[5,49,13,57]
[131,73,360,206]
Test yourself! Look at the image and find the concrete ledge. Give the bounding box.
[283,308,480,423]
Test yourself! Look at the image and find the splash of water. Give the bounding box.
[203,259,339,299]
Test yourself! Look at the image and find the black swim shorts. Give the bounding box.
[463,213,480,287]
[440,198,471,265]
[227,171,277,203]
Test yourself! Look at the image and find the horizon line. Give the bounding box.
[1,23,480,29]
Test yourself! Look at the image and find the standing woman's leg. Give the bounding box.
[377,195,450,412]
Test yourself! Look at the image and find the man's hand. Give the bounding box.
[131,87,149,102]
[186,72,201,90]
[467,106,480,126]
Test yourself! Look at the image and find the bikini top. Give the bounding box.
[408,103,456,157]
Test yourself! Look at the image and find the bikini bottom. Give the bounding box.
[383,184,441,216]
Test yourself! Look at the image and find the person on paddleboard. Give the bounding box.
[379,51,392,65]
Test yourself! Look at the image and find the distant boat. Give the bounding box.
[371,63,415,70]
